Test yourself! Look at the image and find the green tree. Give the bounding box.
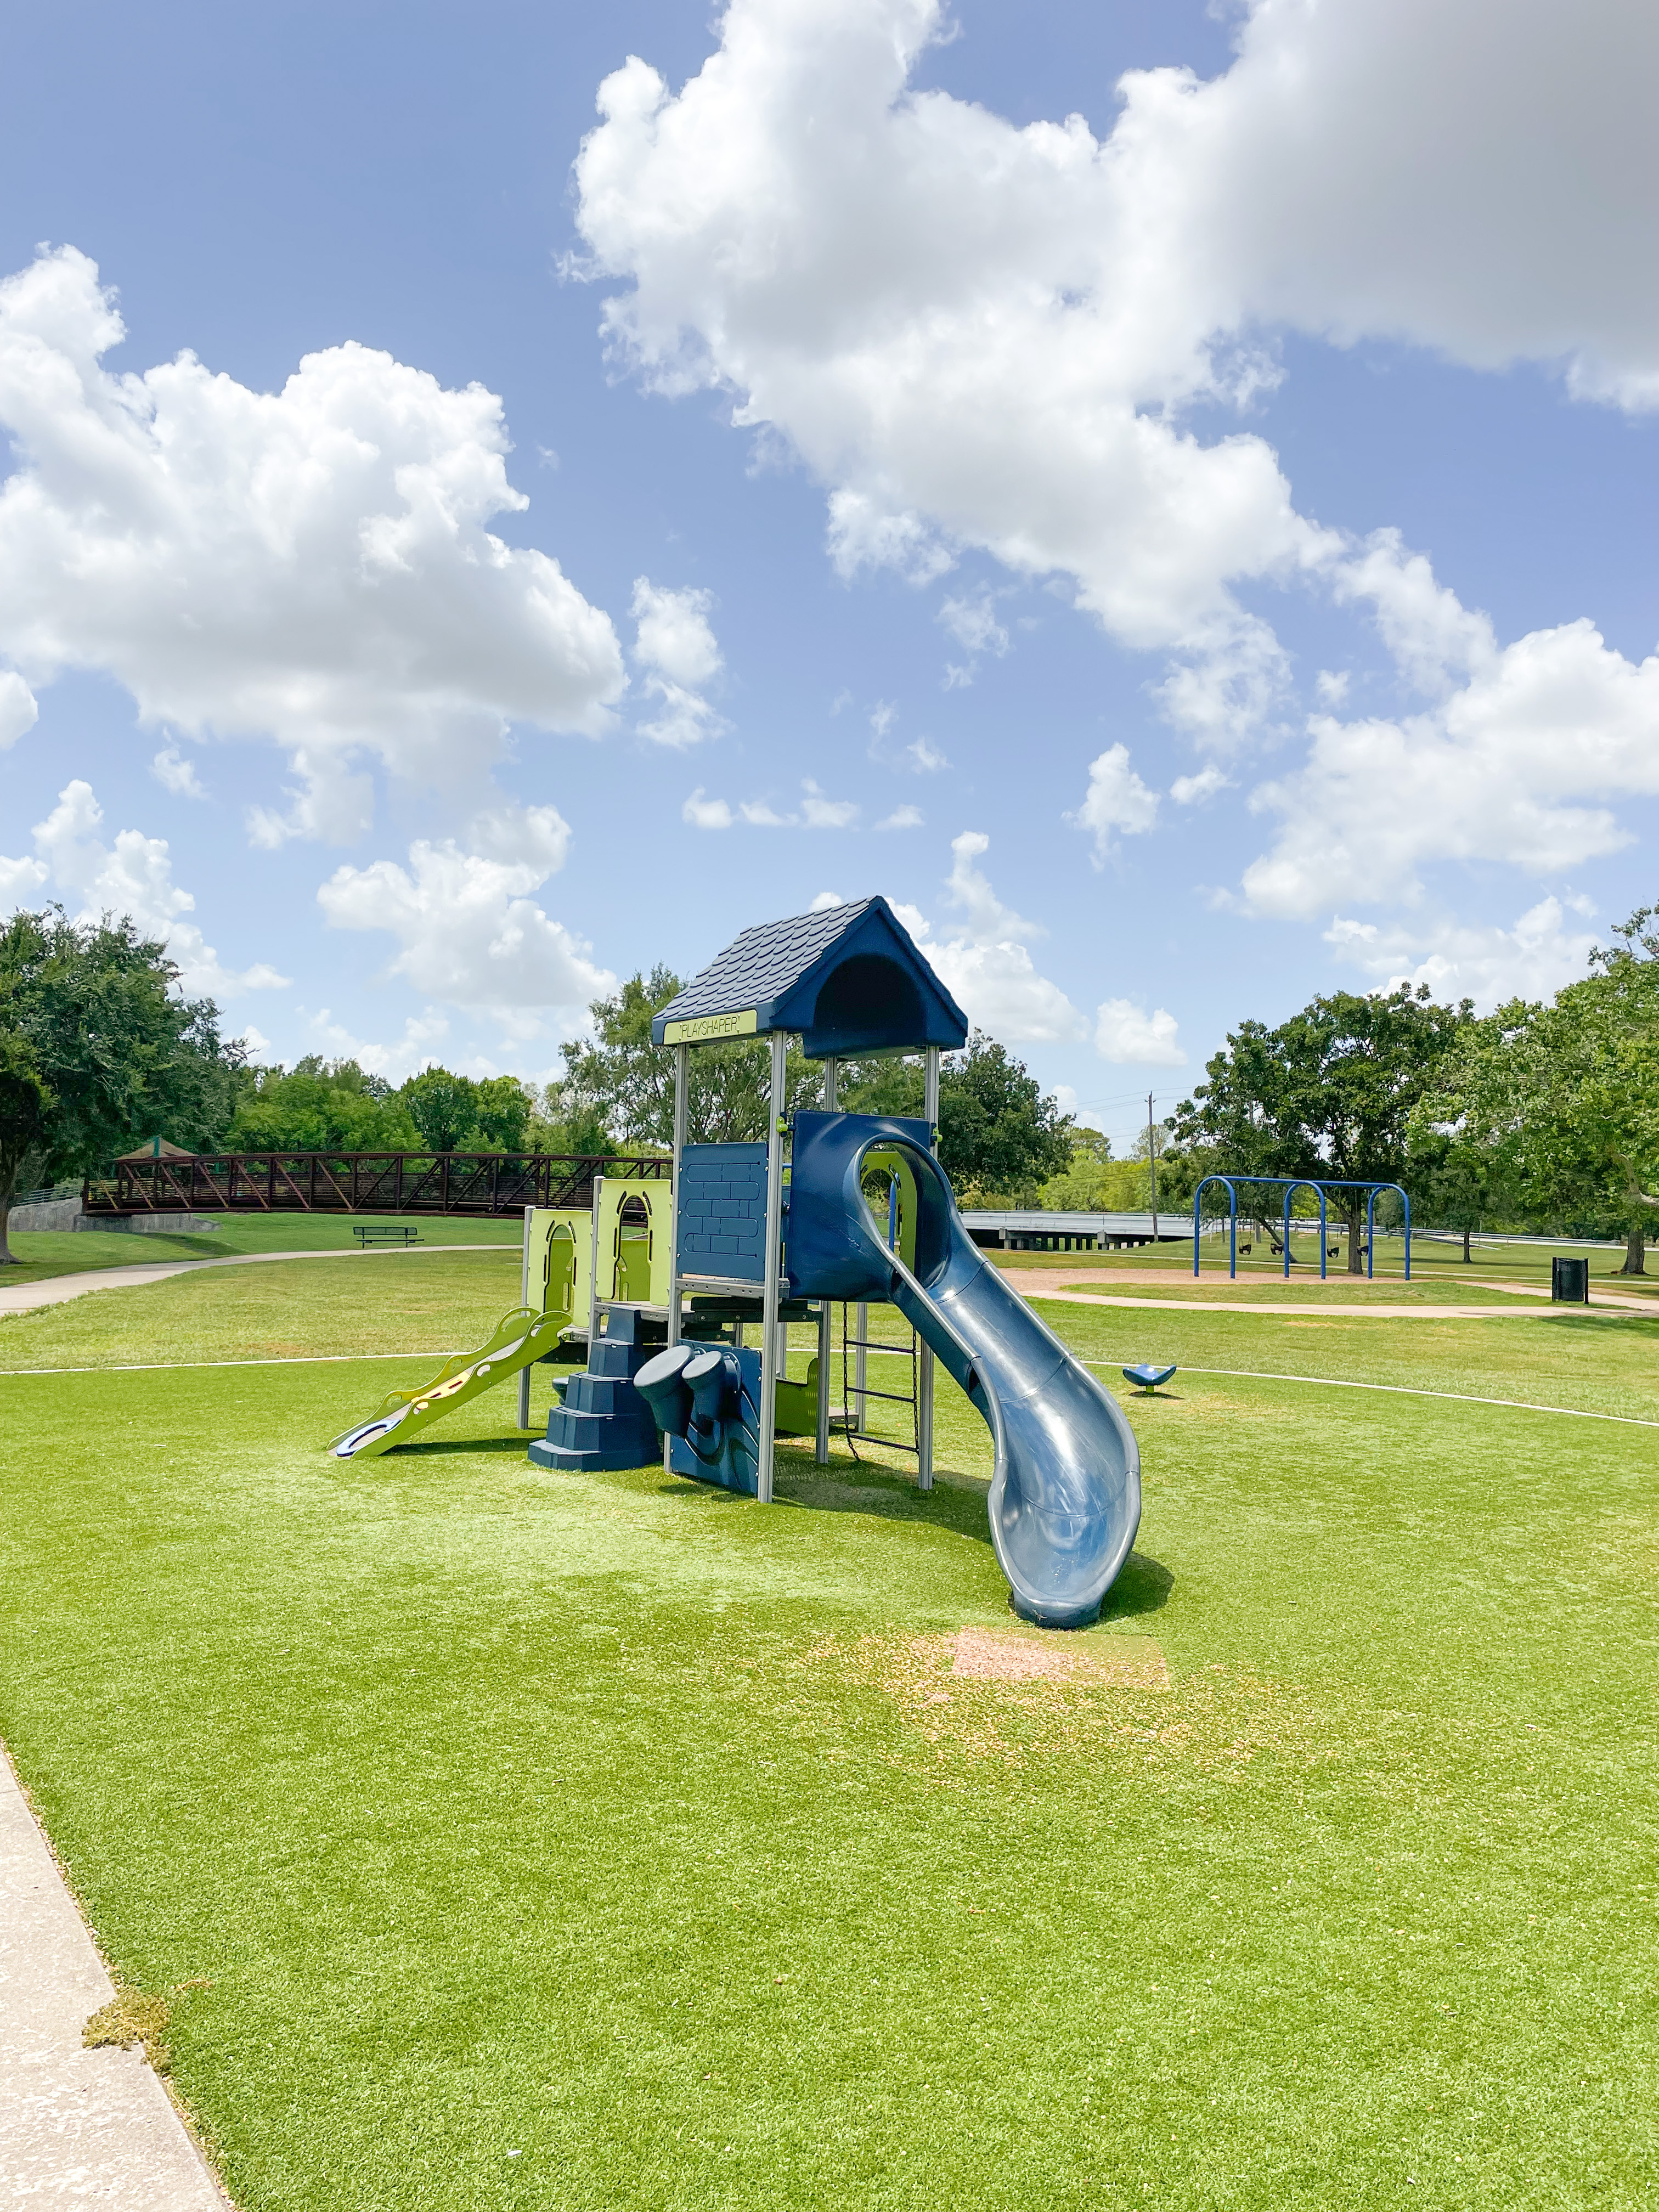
[399,1068,480,1154]
[1404,1121,1513,1263]
[227,1060,419,1152]
[843,1032,1074,1200]
[560,968,818,1146]
[471,1076,534,1153]
[1421,906,1659,1272]
[1040,1130,1115,1212]
[0,907,239,1265]
[1169,985,1471,1274]
[529,1082,614,1157]
[558,973,1074,1188]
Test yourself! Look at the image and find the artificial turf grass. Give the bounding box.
[4,1290,1659,2208]
[1027,1294,1659,1425]
[8,1243,1652,1425]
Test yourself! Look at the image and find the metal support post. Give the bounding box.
[757,1032,788,1504]
[852,1304,867,1430]
[918,1046,940,1492]
[589,1175,604,1349]
[517,1204,533,1430]
[664,1045,689,1473]
[815,1057,838,1465]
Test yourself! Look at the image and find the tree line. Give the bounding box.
[0,924,1071,1263]
[5,899,1654,1272]
[1156,904,1659,1276]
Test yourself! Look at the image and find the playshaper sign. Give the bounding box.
[661,1009,759,1045]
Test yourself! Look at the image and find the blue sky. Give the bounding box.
[3,0,1657,1155]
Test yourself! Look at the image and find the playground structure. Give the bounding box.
[1193,1175,1413,1280]
[330,896,1144,1629]
[329,1173,676,1462]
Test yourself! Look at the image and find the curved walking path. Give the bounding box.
[1014,1269,1656,1319]
[0,1243,511,1320]
[0,1744,229,2207]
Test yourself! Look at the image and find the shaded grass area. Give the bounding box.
[2,1265,1658,2207]
[0,1212,521,1288]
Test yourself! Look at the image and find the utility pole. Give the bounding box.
[1147,1091,1158,1240]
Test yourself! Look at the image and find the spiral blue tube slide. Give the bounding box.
[786,1112,1141,1628]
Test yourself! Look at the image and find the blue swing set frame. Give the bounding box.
[1192,1175,1412,1280]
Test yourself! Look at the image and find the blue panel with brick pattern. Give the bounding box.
[675,1142,769,1283]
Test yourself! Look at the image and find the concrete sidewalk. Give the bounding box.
[1012,1265,1658,1316]
[1018,1279,1641,1320]
[0,1743,229,2206]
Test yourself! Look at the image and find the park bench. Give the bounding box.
[353,1224,421,1249]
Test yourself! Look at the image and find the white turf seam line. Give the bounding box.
[0,1352,461,1378]
[1081,1359,1659,1430]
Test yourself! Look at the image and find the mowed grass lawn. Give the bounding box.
[1,1251,1656,2209]
[1,1211,520,1289]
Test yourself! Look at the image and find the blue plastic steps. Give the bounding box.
[561,1374,646,1418]
[528,1310,662,1473]
[528,1436,655,1473]
[586,1339,647,1380]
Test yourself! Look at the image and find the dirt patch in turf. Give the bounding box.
[949,1626,1169,1688]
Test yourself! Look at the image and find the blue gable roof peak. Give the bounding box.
[651,896,969,1059]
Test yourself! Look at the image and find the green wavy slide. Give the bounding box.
[329,1306,566,1462]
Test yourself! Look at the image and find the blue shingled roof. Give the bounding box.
[651,896,968,1058]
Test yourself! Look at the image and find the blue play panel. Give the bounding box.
[1122,1363,1177,1392]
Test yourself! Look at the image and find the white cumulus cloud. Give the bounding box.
[938,588,1009,685]
[151,744,207,799]
[3,779,289,997]
[1170,765,1231,805]
[1325,897,1599,1009]
[685,780,860,829]
[905,832,1085,1042]
[573,0,1659,926]
[1094,997,1186,1068]
[0,246,625,840]
[1052,1084,1107,1133]
[301,1007,453,1084]
[682,787,734,829]
[631,577,726,747]
[1241,612,1659,917]
[800,779,858,828]
[0,668,37,749]
[1069,744,1160,864]
[316,802,612,1022]
[0,851,48,904]
[574,5,1327,739]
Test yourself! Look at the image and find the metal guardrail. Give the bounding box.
[82,1151,669,1219]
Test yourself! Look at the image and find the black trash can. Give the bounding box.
[1551,1255,1590,1304]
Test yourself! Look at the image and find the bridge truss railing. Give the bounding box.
[82,1152,669,1219]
